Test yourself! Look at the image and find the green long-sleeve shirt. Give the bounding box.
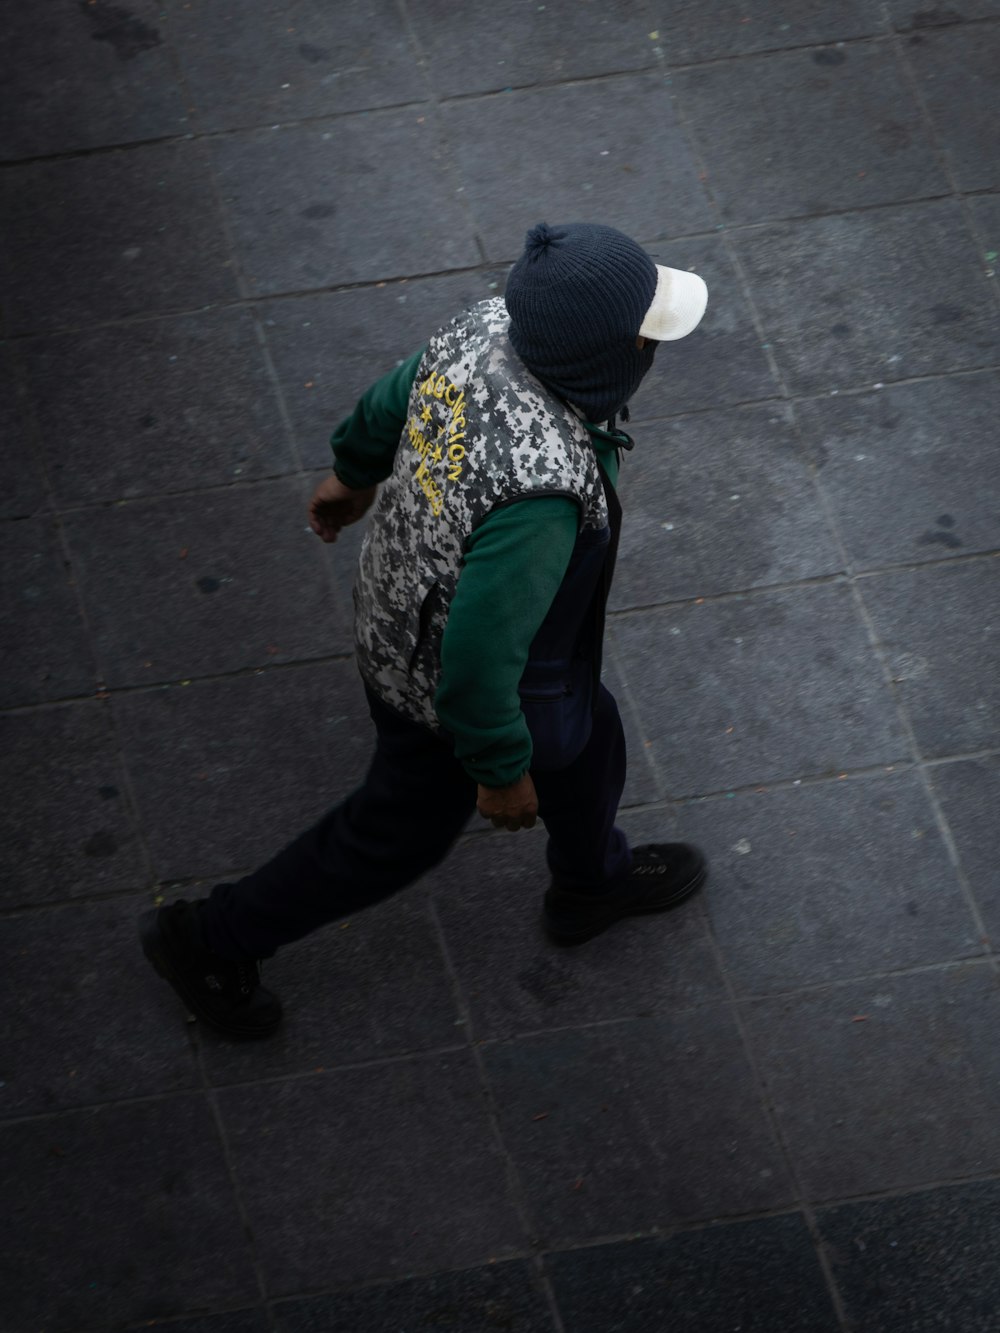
[330,351,621,787]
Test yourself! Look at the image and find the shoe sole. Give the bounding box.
[544,863,707,946]
[138,909,281,1040]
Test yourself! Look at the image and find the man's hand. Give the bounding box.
[308,474,378,543]
[477,773,539,832]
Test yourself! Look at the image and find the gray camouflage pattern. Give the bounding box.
[354,297,608,728]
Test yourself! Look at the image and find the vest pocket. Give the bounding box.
[407,581,444,676]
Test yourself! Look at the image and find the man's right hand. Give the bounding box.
[308,474,378,543]
[477,773,539,832]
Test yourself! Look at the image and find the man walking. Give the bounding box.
[140,221,710,1039]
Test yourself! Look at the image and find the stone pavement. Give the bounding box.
[2,1,999,1329]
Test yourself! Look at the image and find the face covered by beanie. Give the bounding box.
[504,221,659,425]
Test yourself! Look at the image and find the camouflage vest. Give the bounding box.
[354,297,609,730]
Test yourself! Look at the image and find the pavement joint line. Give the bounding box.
[672,186,993,238]
[805,1167,1000,1211]
[612,545,1000,612]
[45,466,317,515]
[196,1050,275,1316]
[837,548,999,965]
[0,1044,475,1129]
[730,955,997,1003]
[693,869,853,1329]
[3,15,998,171]
[671,760,923,804]
[0,339,164,908]
[4,731,994,921]
[431,63,662,105]
[422,892,555,1294]
[394,0,494,280]
[172,12,314,572]
[608,570,852,616]
[2,198,997,343]
[0,1084,219,1129]
[923,745,1000,768]
[245,1204,814,1306]
[850,547,1000,579]
[891,4,1000,319]
[604,632,670,800]
[118,1306,270,1333]
[263,1249,546,1309]
[634,359,1000,424]
[5,955,996,1128]
[7,355,1000,511]
[655,14,1000,76]
[70,1159,1000,1329]
[0,649,359,716]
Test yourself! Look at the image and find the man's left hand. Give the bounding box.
[477,773,539,832]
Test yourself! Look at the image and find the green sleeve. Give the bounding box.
[434,496,580,787]
[329,347,425,488]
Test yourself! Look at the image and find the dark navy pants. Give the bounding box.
[202,684,630,961]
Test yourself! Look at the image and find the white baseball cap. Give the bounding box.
[638,264,709,341]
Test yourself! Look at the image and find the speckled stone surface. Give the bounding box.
[3,1,999,1328]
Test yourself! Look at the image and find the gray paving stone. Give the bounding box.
[797,372,1000,571]
[112,659,371,882]
[0,517,95,707]
[65,478,343,687]
[969,191,1000,267]
[483,1013,793,1245]
[602,655,663,806]
[627,235,780,420]
[861,555,1000,757]
[0,142,237,335]
[614,402,841,608]
[172,0,426,132]
[262,270,507,469]
[890,2,1000,26]
[906,22,1000,192]
[430,810,724,1042]
[141,1312,270,1333]
[649,0,886,64]
[23,309,296,505]
[274,1261,555,1332]
[931,754,1000,942]
[819,1179,1000,1333]
[213,116,479,295]
[677,40,946,226]
[611,583,908,795]
[416,0,657,97]
[678,771,981,996]
[0,701,146,908]
[0,0,188,159]
[0,347,46,519]
[217,1052,525,1292]
[2,895,198,1116]
[743,963,1000,1199]
[1,1095,258,1331]
[547,1214,839,1332]
[734,200,999,395]
[442,75,713,262]
[198,891,462,1080]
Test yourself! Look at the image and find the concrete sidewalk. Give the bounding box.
[2,1,999,1329]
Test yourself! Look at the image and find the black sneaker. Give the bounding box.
[139,899,282,1039]
[543,842,707,946]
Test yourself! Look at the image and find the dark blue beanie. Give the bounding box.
[504,221,658,423]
